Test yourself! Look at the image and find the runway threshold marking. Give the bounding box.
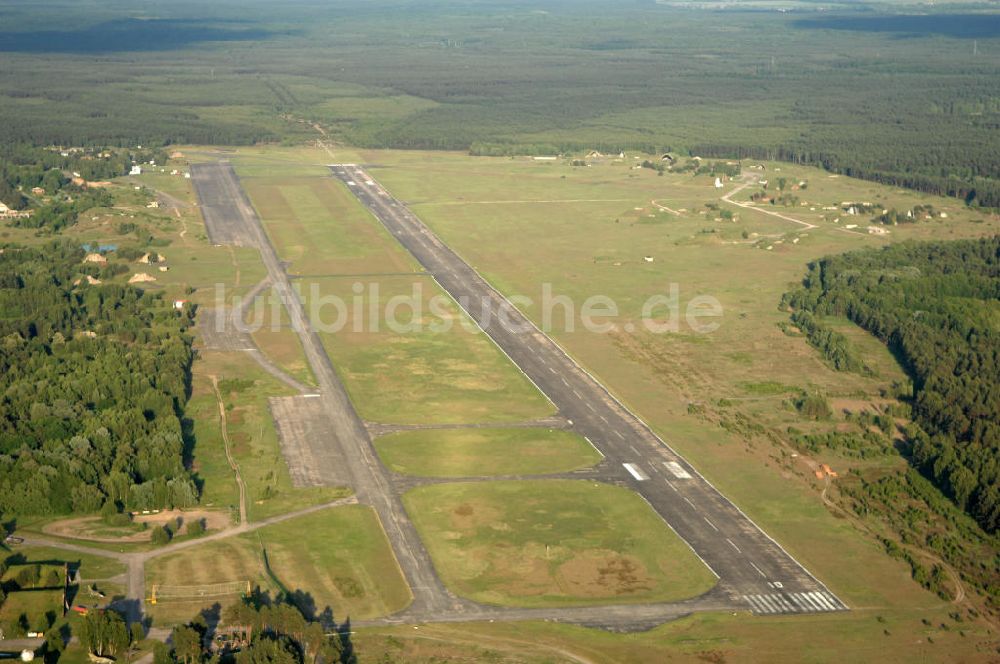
[664,461,693,479]
[622,463,649,481]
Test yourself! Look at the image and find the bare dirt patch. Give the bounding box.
[43,509,231,542]
[556,552,653,597]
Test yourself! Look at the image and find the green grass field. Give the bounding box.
[244,292,317,388]
[403,480,717,608]
[8,546,126,581]
[355,608,998,664]
[242,175,419,277]
[375,427,601,477]
[144,532,269,625]
[0,589,65,633]
[360,148,997,615]
[306,275,554,424]
[190,351,351,523]
[145,505,410,625]
[1,563,65,589]
[258,505,412,620]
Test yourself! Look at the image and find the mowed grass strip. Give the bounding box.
[144,535,269,625]
[244,176,417,277]
[258,505,412,620]
[404,480,716,608]
[375,428,601,477]
[146,537,267,589]
[308,276,554,424]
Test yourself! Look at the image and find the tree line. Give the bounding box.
[782,237,1000,533]
[156,589,355,664]
[0,242,197,517]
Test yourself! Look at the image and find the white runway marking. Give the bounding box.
[744,591,843,614]
[664,461,692,479]
[808,591,837,610]
[703,517,719,531]
[665,479,678,492]
[622,463,649,481]
[757,595,780,612]
[749,562,767,578]
[726,538,741,553]
[683,496,695,508]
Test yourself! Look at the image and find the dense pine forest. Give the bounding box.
[782,238,1000,533]
[0,1,996,206]
[0,242,196,516]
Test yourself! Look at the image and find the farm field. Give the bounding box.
[403,480,717,608]
[144,505,409,624]
[375,427,602,477]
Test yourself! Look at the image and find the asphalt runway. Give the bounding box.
[190,163,258,246]
[188,158,845,628]
[330,164,847,616]
[269,395,354,488]
[188,161,461,618]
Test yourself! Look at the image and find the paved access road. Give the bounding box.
[330,164,847,617]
